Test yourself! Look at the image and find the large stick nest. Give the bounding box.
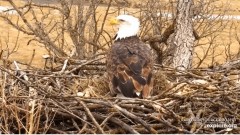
[0,58,240,134]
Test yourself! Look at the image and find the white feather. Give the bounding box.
[115,15,140,40]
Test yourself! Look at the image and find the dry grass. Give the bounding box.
[214,0,240,15]
[193,20,240,67]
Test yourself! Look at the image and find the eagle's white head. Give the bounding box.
[110,15,140,40]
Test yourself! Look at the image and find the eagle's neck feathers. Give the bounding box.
[114,35,139,42]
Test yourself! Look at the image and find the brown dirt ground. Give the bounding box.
[0,0,240,68]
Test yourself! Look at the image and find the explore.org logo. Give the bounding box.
[181,117,237,129]
[205,123,237,128]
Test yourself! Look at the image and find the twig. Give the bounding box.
[59,59,69,74]
[227,96,240,104]
[190,109,203,133]
[92,112,139,134]
[78,100,105,134]
[100,113,115,127]
[71,118,81,132]
[50,99,93,126]
[27,49,36,69]
[64,56,105,74]
[79,122,88,134]
[112,104,158,134]
[151,116,192,134]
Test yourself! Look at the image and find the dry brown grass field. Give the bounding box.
[0,0,240,68]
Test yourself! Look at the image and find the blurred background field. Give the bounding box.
[0,0,240,68]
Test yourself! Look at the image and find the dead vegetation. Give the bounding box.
[0,0,240,134]
[0,59,240,133]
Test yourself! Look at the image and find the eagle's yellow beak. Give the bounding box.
[109,18,120,25]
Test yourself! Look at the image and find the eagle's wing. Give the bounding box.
[113,45,153,98]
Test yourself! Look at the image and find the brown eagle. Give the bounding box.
[106,15,154,98]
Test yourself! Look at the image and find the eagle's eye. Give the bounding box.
[119,19,125,22]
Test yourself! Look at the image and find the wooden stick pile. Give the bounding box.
[0,59,239,134]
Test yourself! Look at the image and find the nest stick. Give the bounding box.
[92,112,139,134]
[151,115,192,134]
[79,100,105,134]
[112,104,157,134]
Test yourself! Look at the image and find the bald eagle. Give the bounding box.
[107,15,154,98]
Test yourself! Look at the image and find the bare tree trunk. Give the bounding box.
[173,0,195,70]
[76,1,86,59]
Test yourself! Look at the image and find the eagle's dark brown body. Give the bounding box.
[107,36,154,98]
